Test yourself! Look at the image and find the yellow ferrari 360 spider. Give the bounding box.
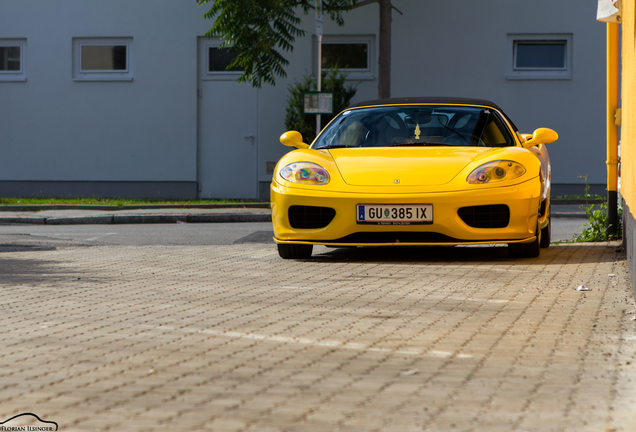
[271,97,557,259]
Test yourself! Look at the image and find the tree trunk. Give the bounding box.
[378,0,392,99]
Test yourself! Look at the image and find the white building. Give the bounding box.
[0,0,606,199]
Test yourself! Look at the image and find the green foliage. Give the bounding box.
[571,174,622,242]
[197,0,365,87]
[578,174,593,199]
[284,67,357,143]
[574,202,622,242]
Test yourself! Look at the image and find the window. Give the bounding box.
[0,46,21,71]
[0,39,26,82]
[322,43,368,70]
[73,38,133,81]
[507,34,572,80]
[313,106,514,149]
[316,35,375,80]
[201,39,244,80]
[514,41,566,70]
[208,47,243,73]
[81,45,127,71]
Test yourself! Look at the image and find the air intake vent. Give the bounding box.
[458,205,510,228]
[288,205,336,229]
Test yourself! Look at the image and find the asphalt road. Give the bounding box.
[0,218,587,248]
[0,222,275,247]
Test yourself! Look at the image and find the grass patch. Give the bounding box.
[554,175,621,243]
[0,197,265,206]
[553,202,622,244]
[573,202,622,242]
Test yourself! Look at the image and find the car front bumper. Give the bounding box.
[271,178,543,246]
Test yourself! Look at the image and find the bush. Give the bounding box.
[572,174,622,242]
[284,67,358,143]
[575,202,622,242]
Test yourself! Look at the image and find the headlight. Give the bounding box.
[467,160,526,184]
[279,162,330,185]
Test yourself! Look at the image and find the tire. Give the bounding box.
[509,221,541,258]
[540,215,551,248]
[277,243,313,259]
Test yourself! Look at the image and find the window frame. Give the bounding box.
[201,39,244,81]
[312,106,515,149]
[506,34,572,80]
[72,38,133,81]
[314,35,375,80]
[0,39,26,82]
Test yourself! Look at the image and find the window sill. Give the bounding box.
[506,74,572,80]
[73,76,134,82]
[201,73,243,81]
[319,71,375,81]
[343,74,375,81]
[0,75,26,82]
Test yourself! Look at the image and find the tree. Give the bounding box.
[198,0,399,98]
[285,67,358,142]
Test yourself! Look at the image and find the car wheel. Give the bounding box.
[508,221,541,258]
[277,244,313,259]
[540,215,551,248]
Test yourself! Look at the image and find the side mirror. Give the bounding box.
[280,131,309,149]
[522,128,558,148]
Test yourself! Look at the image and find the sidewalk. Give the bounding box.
[0,205,272,225]
[0,201,593,225]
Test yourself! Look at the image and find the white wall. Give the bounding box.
[0,0,209,183]
[257,0,607,190]
[0,0,607,198]
[255,3,381,191]
[390,0,606,186]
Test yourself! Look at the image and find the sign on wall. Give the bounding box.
[303,92,333,114]
[597,0,621,23]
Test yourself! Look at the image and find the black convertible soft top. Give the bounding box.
[348,97,518,131]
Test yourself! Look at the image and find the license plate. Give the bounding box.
[357,204,433,225]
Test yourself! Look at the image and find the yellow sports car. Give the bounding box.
[271,97,557,259]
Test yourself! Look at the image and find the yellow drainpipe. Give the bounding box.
[607,22,620,236]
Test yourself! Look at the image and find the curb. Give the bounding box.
[0,203,270,212]
[0,212,585,225]
[551,212,588,219]
[0,213,272,225]
[551,198,605,205]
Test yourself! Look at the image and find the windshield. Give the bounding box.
[313,105,515,149]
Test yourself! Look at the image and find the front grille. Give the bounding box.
[324,232,459,243]
[288,205,336,229]
[458,205,510,228]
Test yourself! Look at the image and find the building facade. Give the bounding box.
[617,1,636,299]
[0,1,606,200]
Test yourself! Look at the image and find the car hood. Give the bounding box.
[328,147,496,186]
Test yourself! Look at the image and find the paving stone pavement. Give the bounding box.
[1,242,635,432]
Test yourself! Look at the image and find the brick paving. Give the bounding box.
[0,242,635,432]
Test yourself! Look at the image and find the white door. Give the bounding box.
[198,38,258,199]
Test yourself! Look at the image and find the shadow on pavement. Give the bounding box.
[0,254,104,290]
[0,244,57,253]
[308,243,623,265]
[234,231,276,244]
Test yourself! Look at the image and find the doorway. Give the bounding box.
[197,38,258,199]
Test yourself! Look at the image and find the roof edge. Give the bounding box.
[348,97,503,111]
[347,97,518,131]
